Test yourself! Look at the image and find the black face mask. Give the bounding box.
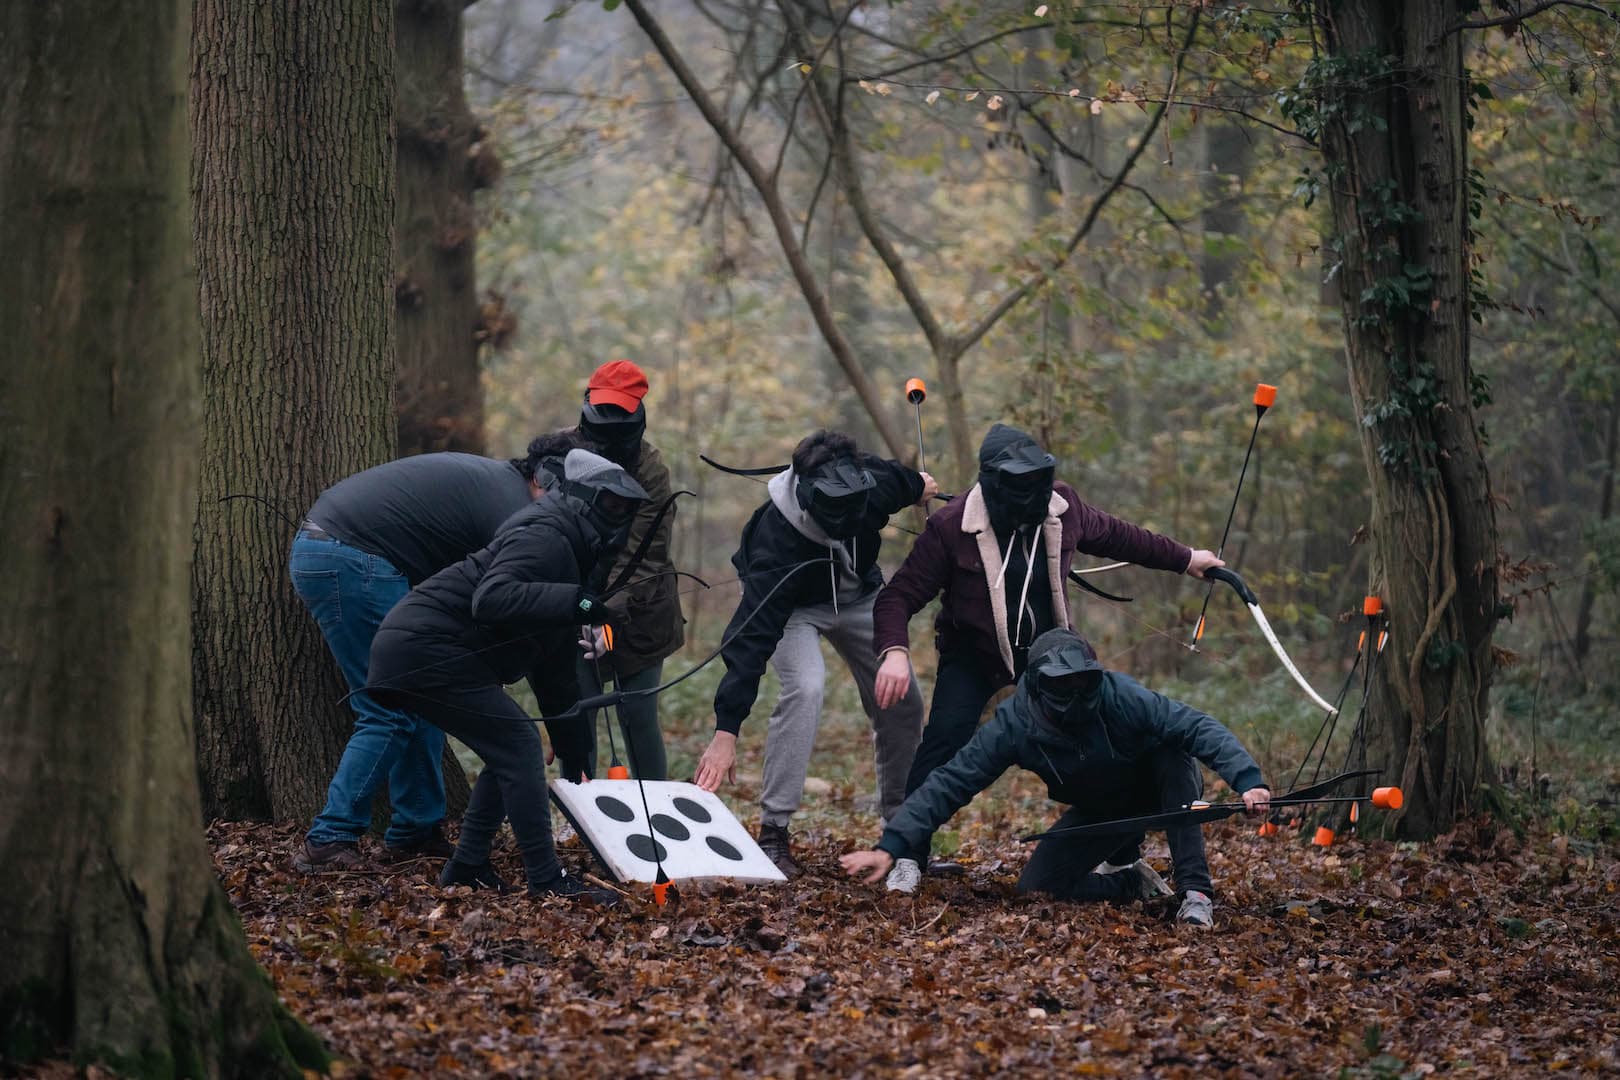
[980,442,1056,532]
[795,458,875,540]
[1031,642,1103,722]
[580,399,647,467]
[560,479,644,549]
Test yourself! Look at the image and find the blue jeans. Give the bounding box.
[290,532,446,846]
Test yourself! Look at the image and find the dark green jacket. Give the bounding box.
[876,674,1264,859]
[599,440,685,676]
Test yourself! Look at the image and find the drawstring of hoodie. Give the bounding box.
[992,527,1040,648]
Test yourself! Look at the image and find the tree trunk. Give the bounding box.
[192,0,400,821]
[395,0,487,457]
[1315,0,1499,837]
[1571,387,1618,664]
[0,3,325,1073]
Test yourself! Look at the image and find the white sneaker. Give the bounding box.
[1177,890,1215,927]
[885,857,922,894]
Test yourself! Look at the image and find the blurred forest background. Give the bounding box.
[453,0,1617,806]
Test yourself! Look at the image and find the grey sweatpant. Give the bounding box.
[759,593,925,828]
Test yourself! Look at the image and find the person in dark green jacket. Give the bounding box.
[841,628,1271,927]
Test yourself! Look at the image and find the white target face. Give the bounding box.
[549,779,787,885]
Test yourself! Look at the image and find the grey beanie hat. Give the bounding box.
[563,447,648,501]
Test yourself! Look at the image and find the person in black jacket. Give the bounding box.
[841,627,1271,927]
[366,449,645,901]
[694,430,937,877]
[292,431,583,872]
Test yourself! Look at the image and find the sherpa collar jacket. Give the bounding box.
[872,480,1192,686]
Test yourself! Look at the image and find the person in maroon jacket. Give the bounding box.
[869,423,1223,893]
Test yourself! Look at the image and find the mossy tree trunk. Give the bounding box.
[395,0,489,457]
[1313,0,1499,837]
[0,2,326,1074]
[191,0,401,821]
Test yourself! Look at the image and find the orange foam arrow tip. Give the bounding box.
[1312,826,1335,848]
[1363,595,1383,616]
[1258,821,1279,838]
[905,377,928,403]
[651,880,672,906]
[1254,383,1278,409]
[607,764,629,780]
[1372,786,1403,810]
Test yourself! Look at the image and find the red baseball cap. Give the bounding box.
[586,360,649,412]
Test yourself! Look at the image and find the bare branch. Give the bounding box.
[955,6,1203,357]
[622,0,911,459]
[1453,0,1620,31]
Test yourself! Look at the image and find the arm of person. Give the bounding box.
[1123,674,1268,806]
[1065,488,1211,577]
[871,517,953,709]
[470,526,585,630]
[861,453,931,515]
[842,705,1022,882]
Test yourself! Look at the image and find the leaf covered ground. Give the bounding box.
[208,792,1620,1079]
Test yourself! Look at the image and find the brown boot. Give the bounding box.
[757,823,801,879]
[293,838,362,873]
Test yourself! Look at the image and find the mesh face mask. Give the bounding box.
[579,398,647,465]
[980,441,1057,530]
[1031,640,1104,720]
[559,472,646,547]
[795,457,876,539]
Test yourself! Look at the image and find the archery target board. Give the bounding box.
[549,779,787,885]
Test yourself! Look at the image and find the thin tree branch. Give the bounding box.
[955,6,1202,357]
[622,0,910,459]
[771,0,860,183]
[1452,0,1620,31]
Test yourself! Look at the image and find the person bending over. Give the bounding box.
[869,423,1222,892]
[842,628,1269,927]
[291,432,582,872]
[695,430,937,877]
[367,449,644,901]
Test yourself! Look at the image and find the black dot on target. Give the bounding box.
[705,836,744,861]
[626,834,668,863]
[650,814,689,841]
[672,796,712,823]
[594,795,635,823]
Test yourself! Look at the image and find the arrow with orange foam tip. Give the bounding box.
[1190,382,1279,651]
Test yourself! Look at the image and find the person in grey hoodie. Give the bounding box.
[693,430,938,877]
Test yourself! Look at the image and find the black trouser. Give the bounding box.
[397,683,564,888]
[1018,751,1214,900]
[900,650,1006,864]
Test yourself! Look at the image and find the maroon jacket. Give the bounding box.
[872,480,1191,685]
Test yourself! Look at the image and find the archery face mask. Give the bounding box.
[579,398,647,467]
[558,449,649,550]
[795,458,876,540]
[1031,640,1104,722]
[980,440,1056,532]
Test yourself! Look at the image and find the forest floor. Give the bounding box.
[205,763,1620,1079]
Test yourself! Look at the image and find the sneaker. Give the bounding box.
[383,824,455,863]
[885,857,923,894]
[757,823,801,879]
[293,838,362,873]
[529,871,620,906]
[437,859,512,893]
[1177,890,1215,928]
[1100,858,1173,900]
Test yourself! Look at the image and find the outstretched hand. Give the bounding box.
[916,472,940,506]
[1241,786,1271,815]
[694,730,737,792]
[1185,549,1226,579]
[840,848,895,884]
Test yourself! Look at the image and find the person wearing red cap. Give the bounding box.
[564,360,684,780]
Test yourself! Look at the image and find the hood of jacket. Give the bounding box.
[769,467,862,604]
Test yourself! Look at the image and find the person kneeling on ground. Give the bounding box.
[840,627,1270,927]
[366,449,645,903]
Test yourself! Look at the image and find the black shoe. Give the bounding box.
[293,838,362,873]
[757,823,801,879]
[384,823,455,863]
[529,872,620,906]
[438,858,512,893]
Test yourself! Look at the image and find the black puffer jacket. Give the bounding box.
[369,496,608,767]
[876,671,1264,859]
[711,454,924,735]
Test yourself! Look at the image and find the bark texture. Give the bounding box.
[191,0,400,821]
[395,0,487,456]
[1315,0,1499,837]
[0,3,324,1074]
